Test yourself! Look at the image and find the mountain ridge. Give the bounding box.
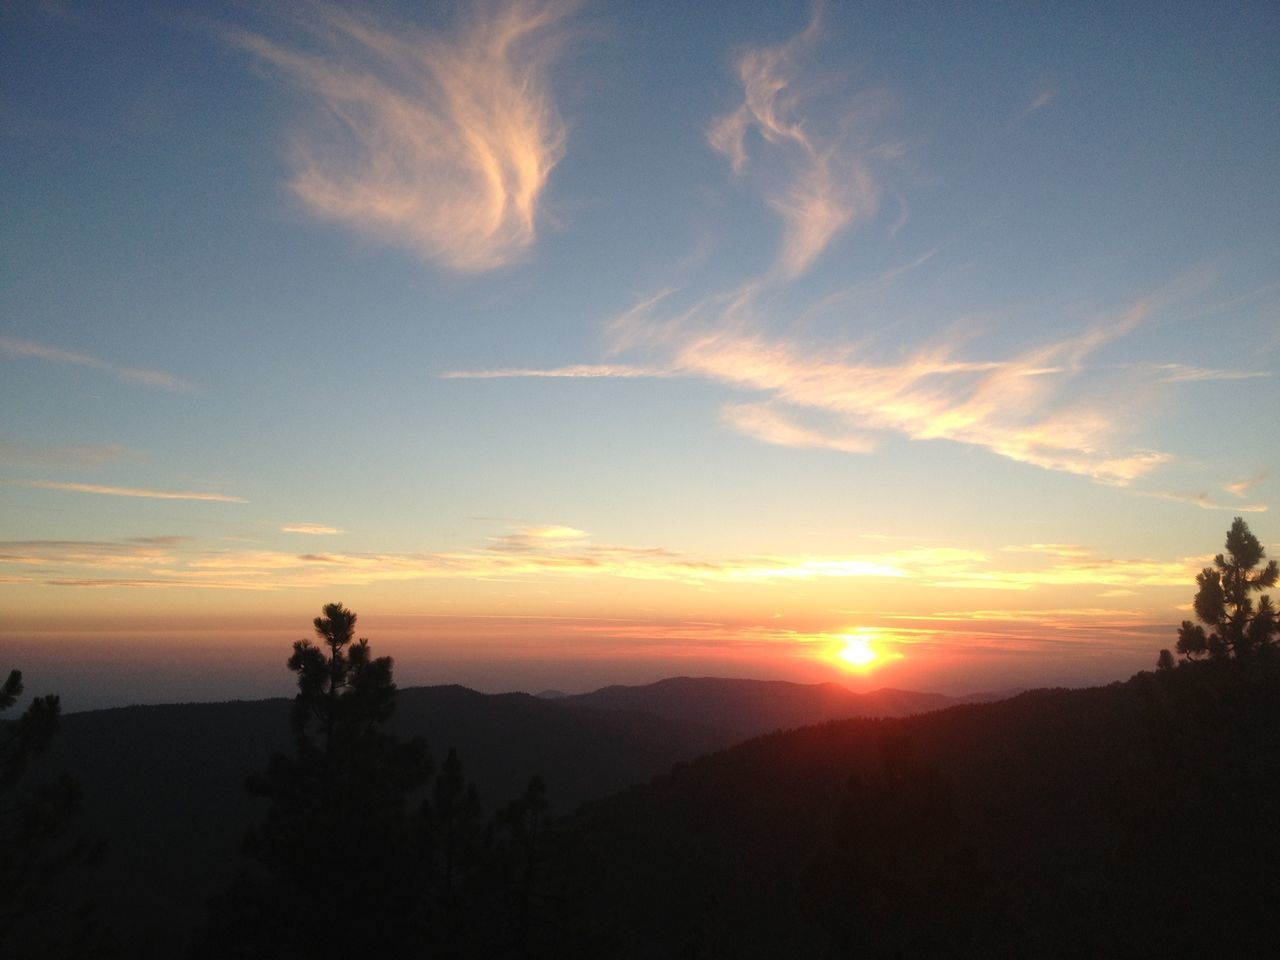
[562,674,1018,738]
[29,675,1018,952]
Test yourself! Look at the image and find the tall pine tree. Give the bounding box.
[1173,518,1278,663]
[199,604,434,959]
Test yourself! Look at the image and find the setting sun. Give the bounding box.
[839,636,877,667]
[833,631,884,671]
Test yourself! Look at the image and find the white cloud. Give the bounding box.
[1150,363,1271,383]
[444,363,665,380]
[280,522,344,535]
[0,529,1197,594]
[11,480,245,503]
[722,402,876,453]
[707,9,883,277]
[0,337,192,390]
[1225,473,1266,498]
[1139,489,1268,513]
[235,0,575,271]
[0,441,140,466]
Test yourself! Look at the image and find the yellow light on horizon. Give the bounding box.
[824,627,896,670]
[838,634,879,667]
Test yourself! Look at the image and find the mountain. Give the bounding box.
[563,667,1280,957]
[22,675,1018,953]
[564,675,1011,739]
[31,683,726,952]
[387,684,730,807]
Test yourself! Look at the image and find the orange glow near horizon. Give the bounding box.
[839,635,878,667]
[828,628,903,675]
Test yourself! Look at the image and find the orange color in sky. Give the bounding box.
[828,628,904,674]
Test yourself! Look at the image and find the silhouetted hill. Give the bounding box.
[33,683,728,953]
[565,675,1009,739]
[564,666,1280,957]
[24,675,1077,955]
[387,684,729,807]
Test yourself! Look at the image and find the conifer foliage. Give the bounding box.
[1,669,105,955]
[200,603,435,958]
[198,603,559,958]
[1171,518,1278,664]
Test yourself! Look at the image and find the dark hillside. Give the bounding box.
[564,676,989,738]
[33,684,728,953]
[568,667,1280,957]
[24,671,1259,956]
[388,684,730,807]
[35,676,984,951]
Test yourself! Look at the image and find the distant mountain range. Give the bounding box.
[562,676,1017,740]
[22,667,1280,956]
[565,669,1280,956]
[31,676,1015,952]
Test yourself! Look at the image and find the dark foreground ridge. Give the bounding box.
[569,665,1280,956]
[20,672,977,954]
[13,666,1279,957]
[564,675,1015,738]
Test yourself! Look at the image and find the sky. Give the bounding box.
[3,1,1278,711]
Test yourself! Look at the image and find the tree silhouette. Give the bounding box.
[199,604,435,959]
[494,775,551,949]
[198,603,565,957]
[433,747,482,913]
[1175,518,1278,663]
[1,669,106,955]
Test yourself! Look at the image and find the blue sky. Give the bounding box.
[2,1,1277,709]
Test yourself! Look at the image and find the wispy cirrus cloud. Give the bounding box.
[10,480,246,503]
[488,525,588,552]
[707,8,884,277]
[1225,473,1266,499]
[721,402,876,453]
[658,296,1165,483]
[699,340,1164,480]
[0,440,141,467]
[1020,85,1058,119]
[888,606,1165,657]
[448,303,1174,483]
[235,0,575,271]
[0,337,191,391]
[452,277,1269,489]
[280,522,344,535]
[443,363,664,380]
[1148,363,1271,383]
[1138,489,1267,513]
[0,538,187,570]
[0,527,1196,594]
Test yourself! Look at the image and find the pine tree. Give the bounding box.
[1175,518,1278,663]
[0,669,106,955]
[198,604,563,958]
[200,604,434,959]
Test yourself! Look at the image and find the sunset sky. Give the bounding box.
[3,1,1277,710]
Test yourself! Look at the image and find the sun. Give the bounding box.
[825,628,894,673]
[838,634,879,668]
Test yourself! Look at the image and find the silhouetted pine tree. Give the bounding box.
[197,604,568,959]
[1175,518,1278,663]
[0,669,107,957]
[197,604,434,959]
[433,748,483,913]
